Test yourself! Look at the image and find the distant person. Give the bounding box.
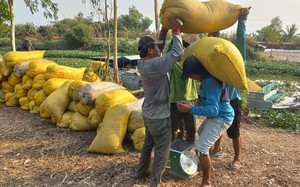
[16,40,34,51]
[135,18,184,187]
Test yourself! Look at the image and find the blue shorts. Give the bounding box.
[195,118,232,155]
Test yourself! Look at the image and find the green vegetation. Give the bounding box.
[47,57,91,68]
[45,50,105,59]
[246,60,300,78]
[252,109,300,132]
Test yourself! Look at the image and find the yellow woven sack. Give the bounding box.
[182,37,247,90]
[32,74,46,90]
[43,78,70,96]
[82,72,101,82]
[0,61,12,76]
[124,98,144,111]
[77,100,94,116]
[27,88,37,101]
[26,60,56,78]
[68,80,88,101]
[247,78,262,92]
[1,81,14,93]
[34,90,47,106]
[5,92,19,106]
[22,75,33,90]
[87,108,103,129]
[44,64,85,80]
[29,101,40,114]
[19,97,30,110]
[70,112,95,131]
[8,72,22,86]
[13,60,31,78]
[79,81,125,105]
[88,104,131,154]
[4,51,45,67]
[0,72,7,82]
[90,61,106,72]
[57,111,74,128]
[14,83,28,99]
[95,89,138,117]
[39,81,72,122]
[127,110,144,133]
[67,100,78,112]
[160,0,242,33]
[132,127,146,151]
[0,90,6,102]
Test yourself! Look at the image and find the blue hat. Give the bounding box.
[181,56,210,79]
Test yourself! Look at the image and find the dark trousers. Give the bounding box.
[227,99,242,139]
[170,103,196,142]
[136,117,172,187]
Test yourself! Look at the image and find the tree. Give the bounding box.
[154,0,159,39]
[37,25,57,40]
[5,0,58,51]
[113,0,119,83]
[255,16,283,43]
[118,6,152,34]
[15,23,37,39]
[282,24,298,42]
[64,23,94,49]
[0,0,13,35]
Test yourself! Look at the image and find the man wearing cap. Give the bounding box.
[16,40,35,51]
[135,18,184,187]
[177,56,234,187]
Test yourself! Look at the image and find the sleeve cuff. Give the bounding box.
[172,28,180,33]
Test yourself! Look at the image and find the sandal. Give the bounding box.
[213,151,223,157]
[228,162,241,170]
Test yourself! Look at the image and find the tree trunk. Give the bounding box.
[113,0,119,83]
[154,0,159,39]
[8,0,15,51]
[103,0,110,81]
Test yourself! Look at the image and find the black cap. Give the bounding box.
[138,36,163,52]
[181,56,210,80]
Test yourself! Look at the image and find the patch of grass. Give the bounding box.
[246,60,300,78]
[252,109,300,132]
[47,57,91,68]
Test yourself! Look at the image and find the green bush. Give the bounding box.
[34,40,68,50]
[252,109,300,132]
[47,57,91,68]
[246,60,300,77]
[44,50,105,59]
[0,37,11,47]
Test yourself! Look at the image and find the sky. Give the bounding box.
[14,0,300,34]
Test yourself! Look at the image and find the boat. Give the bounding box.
[246,81,300,110]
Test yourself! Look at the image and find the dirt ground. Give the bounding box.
[261,51,300,63]
[0,102,299,187]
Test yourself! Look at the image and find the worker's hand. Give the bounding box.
[171,18,183,29]
[177,101,192,112]
[240,6,251,16]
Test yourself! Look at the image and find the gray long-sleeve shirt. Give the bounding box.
[138,32,183,119]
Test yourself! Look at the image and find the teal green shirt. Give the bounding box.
[169,61,198,102]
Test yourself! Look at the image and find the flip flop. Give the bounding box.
[228,162,241,170]
[213,151,223,157]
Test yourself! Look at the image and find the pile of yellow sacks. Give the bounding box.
[0,50,147,154]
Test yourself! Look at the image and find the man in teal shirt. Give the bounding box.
[212,7,251,170]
